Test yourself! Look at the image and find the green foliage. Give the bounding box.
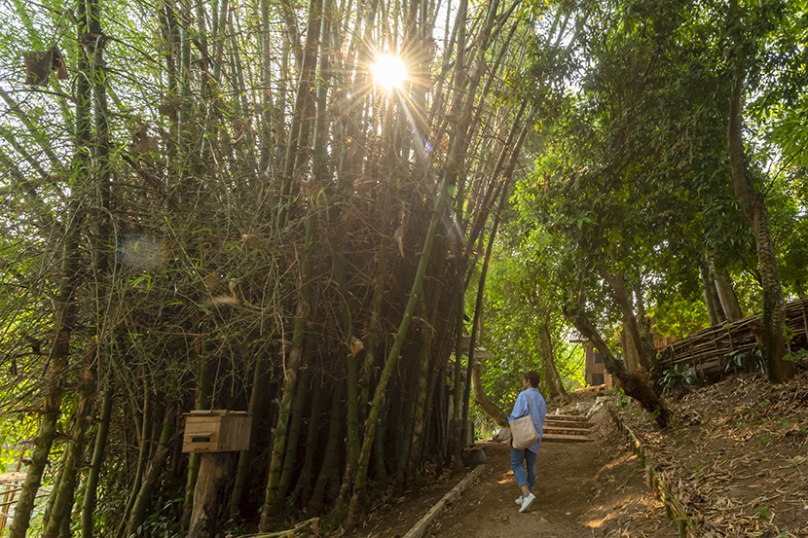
[477,217,587,409]
[614,390,630,411]
[660,364,701,394]
[724,349,766,374]
[649,294,709,341]
[137,502,185,538]
[783,348,808,362]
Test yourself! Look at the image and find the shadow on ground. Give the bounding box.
[346,404,679,538]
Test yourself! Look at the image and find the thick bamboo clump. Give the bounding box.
[0,0,542,535]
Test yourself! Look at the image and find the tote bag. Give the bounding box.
[510,393,539,450]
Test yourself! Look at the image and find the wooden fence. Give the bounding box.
[657,296,808,379]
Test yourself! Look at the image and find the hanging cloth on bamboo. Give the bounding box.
[510,393,539,450]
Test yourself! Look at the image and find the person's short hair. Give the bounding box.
[523,370,541,388]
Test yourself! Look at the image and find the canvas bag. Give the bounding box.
[510,393,539,450]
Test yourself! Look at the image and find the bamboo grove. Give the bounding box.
[0,0,546,535]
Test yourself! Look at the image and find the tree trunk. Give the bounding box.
[259,356,300,528]
[8,2,89,534]
[462,176,512,437]
[713,269,743,322]
[259,134,319,533]
[394,348,419,494]
[372,399,389,491]
[406,298,435,485]
[9,221,75,538]
[277,0,323,227]
[260,0,325,521]
[470,360,508,427]
[700,263,725,326]
[182,354,213,530]
[726,12,794,383]
[600,269,663,377]
[563,304,670,429]
[258,0,275,174]
[539,321,568,401]
[187,453,233,538]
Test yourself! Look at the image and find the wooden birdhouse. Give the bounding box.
[182,410,251,453]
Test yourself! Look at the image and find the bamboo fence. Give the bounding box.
[657,297,808,379]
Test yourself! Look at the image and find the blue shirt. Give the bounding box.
[509,387,547,453]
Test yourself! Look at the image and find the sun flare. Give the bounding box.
[371,54,407,90]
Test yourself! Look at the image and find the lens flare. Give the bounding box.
[371,54,407,90]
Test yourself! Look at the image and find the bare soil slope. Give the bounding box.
[616,371,808,537]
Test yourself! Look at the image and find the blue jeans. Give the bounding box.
[511,447,537,489]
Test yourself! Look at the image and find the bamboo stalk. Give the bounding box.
[81,390,113,538]
[7,5,88,533]
[124,405,178,538]
[345,109,459,529]
[43,369,95,538]
[307,383,343,513]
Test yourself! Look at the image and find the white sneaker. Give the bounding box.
[519,492,535,513]
[515,496,523,505]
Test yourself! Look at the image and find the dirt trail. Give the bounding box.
[348,404,680,538]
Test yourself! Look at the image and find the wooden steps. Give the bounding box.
[542,426,590,435]
[542,413,594,443]
[542,433,593,443]
[544,419,595,428]
[546,414,588,421]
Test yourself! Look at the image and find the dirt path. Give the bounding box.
[348,406,680,538]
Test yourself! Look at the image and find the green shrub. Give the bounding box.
[724,348,765,374]
[660,364,700,393]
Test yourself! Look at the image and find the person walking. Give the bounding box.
[508,370,547,513]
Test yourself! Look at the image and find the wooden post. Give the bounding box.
[187,453,233,538]
[728,326,734,352]
[182,411,250,538]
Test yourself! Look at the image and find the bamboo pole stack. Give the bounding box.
[657,297,808,379]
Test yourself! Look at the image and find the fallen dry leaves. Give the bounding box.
[615,371,808,538]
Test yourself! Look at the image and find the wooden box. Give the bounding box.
[182,410,251,453]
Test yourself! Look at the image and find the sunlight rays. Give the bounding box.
[370,54,407,90]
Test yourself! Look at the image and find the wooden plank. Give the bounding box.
[218,414,251,452]
[183,416,221,452]
[182,440,218,453]
[542,433,593,443]
[574,384,607,393]
[0,473,26,485]
[184,418,223,431]
[402,464,487,538]
[188,409,247,416]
